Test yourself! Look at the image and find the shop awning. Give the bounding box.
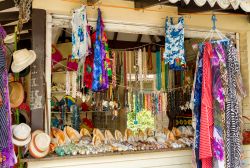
[134,0,250,13]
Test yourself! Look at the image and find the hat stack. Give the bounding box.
[12,123,31,147]
[9,82,24,108]
[11,49,36,73]
[29,130,51,158]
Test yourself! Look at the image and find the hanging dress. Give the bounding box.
[0,26,16,168]
[163,17,186,70]
[71,5,89,60]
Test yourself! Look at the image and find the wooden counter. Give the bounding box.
[24,146,250,168]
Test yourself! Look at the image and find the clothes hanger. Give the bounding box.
[203,14,229,43]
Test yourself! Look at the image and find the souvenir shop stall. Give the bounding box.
[0,3,248,168]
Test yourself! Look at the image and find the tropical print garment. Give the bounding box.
[72,5,90,59]
[211,42,226,168]
[163,17,186,70]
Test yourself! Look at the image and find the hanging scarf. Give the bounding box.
[156,51,162,91]
[191,44,203,168]
[92,8,108,91]
[211,42,226,168]
[72,5,89,59]
[138,49,143,91]
[84,49,94,89]
[199,42,213,168]
[161,48,166,90]
[225,41,246,168]
[0,26,16,167]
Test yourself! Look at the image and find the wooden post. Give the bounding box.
[31,9,46,131]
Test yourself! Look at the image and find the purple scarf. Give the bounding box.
[0,25,16,167]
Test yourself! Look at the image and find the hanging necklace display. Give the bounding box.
[111,51,116,88]
[143,47,147,81]
[138,49,143,91]
[134,50,139,125]
[71,105,80,131]
[72,71,77,98]
[66,71,71,95]
[156,50,162,91]
[128,51,132,88]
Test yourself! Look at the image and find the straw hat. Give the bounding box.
[29,130,51,158]
[12,123,31,147]
[11,49,36,73]
[9,82,24,108]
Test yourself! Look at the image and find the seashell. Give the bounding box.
[124,128,133,141]
[105,130,115,144]
[80,128,91,138]
[115,130,123,142]
[51,127,66,145]
[146,137,156,143]
[64,126,81,142]
[145,128,154,137]
[93,128,105,142]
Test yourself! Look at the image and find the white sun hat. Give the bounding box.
[29,130,51,158]
[12,123,31,147]
[11,49,36,73]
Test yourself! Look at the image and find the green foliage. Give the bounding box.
[127,110,155,132]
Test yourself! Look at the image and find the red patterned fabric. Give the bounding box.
[199,43,213,168]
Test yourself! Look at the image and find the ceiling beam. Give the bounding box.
[137,34,142,43]
[109,40,147,49]
[134,0,170,9]
[0,11,19,22]
[0,0,15,11]
[3,20,32,34]
[149,35,156,43]
[113,32,118,41]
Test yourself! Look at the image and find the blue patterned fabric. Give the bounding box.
[163,17,186,70]
[193,44,204,168]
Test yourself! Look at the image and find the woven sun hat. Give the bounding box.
[29,130,51,158]
[9,82,24,108]
[11,49,36,73]
[12,123,31,147]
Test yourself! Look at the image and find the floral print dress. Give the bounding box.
[163,17,186,70]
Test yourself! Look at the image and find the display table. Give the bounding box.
[22,146,250,168]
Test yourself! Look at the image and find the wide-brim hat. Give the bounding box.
[11,49,36,73]
[12,124,31,147]
[9,82,24,108]
[29,130,51,158]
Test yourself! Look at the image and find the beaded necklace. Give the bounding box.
[111,51,116,88]
[156,51,162,91]
[66,71,71,95]
[143,47,147,81]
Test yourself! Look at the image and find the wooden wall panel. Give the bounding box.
[31,9,46,130]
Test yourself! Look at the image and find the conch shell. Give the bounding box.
[92,135,102,147]
[51,127,66,145]
[137,129,146,141]
[105,130,115,144]
[114,130,123,142]
[80,128,91,137]
[64,126,81,142]
[93,128,105,142]
[124,128,133,141]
